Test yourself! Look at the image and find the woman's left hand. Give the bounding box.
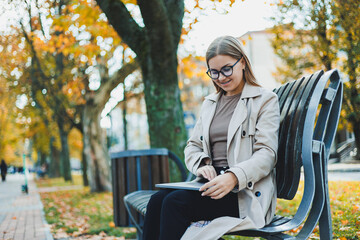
[199,172,238,199]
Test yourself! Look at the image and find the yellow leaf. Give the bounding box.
[341,220,349,225]
[109,221,115,228]
[337,210,344,215]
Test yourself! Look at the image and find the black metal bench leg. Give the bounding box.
[295,142,326,239]
[319,150,333,240]
[319,192,332,240]
[123,198,144,237]
[137,230,143,240]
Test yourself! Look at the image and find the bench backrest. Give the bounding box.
[274,69,342,200]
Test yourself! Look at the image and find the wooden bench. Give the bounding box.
[111,69,343,239]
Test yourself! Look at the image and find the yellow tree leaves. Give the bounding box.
[46,0,122,60]
[68,128,83,160]
[0,82,24,165]
[179,55,208,81]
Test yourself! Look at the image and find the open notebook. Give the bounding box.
[155,178,208,191]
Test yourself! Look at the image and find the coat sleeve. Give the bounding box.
[227,91,280,191]
[184,109,211,175]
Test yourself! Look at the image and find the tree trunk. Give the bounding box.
[48,137,61,178]
[58,124,72,182]
[37,150,47,166]
[96,0,187,180]
[347,51,360,159]
[122,93,128,150]
[352,121,360,159]
[83,99,112,192]
[140,58,187,180]
[81,145,89,186]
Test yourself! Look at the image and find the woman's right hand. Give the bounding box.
[196,165,217,181]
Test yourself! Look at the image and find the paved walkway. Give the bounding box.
[0,174,53,240]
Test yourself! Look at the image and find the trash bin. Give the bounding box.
[111,149,171,227]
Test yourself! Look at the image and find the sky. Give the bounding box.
[182,0,276,56]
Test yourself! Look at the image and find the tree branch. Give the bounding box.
[96,0,145,56]
[163,0,184,51]
[137,0,174,55]
[35,0,46,38]
[95,59,139,108]
[20,21,48,81]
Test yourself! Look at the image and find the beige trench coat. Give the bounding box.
[182,82,280,240]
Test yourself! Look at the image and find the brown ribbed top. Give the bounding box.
[209,92,241,167]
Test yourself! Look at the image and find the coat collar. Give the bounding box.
[204,82,262,102]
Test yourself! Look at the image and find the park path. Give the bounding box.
[0,174,53,240]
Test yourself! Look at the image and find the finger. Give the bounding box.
[201,184,218,196]
[202,168,210,180]
[199,167,210,179]
[208,187,224,197]
[211,191,226,200]
[201,169,208,179]
[203,167,214,180]
[209,167,217,180]
[199,181,215,192]
[212,184,233,199]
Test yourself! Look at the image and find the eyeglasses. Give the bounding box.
[206,58,242,80]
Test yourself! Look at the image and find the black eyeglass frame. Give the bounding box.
[206,57,242,80]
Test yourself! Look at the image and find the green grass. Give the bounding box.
[35,174,83,187]
[224,181,360,239]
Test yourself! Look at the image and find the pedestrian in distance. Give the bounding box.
[1,159,8,182]
[142,36,280,240]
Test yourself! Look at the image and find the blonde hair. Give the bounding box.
[206,36,260,93]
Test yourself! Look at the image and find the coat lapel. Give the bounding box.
[227,83,262,152]
[227,98,247,152]
[202,93,220,156]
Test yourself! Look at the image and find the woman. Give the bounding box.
[143,36,280,240]
[1,159,7,182]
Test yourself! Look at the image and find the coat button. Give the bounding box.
[255,191,261,197]
[200,136,203,141]
[242,130,246,137]
[248,182,252,188]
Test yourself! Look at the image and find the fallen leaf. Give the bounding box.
[339,226,350,231]
[341,220,349,225]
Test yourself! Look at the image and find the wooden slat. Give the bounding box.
[151,156,161,185]
[128,156,137,193]
[160,155,170,183]
[141,156,150,190]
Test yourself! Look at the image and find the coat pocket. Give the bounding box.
[251,174,275,216]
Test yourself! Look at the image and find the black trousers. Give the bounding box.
[142,189,239,240]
